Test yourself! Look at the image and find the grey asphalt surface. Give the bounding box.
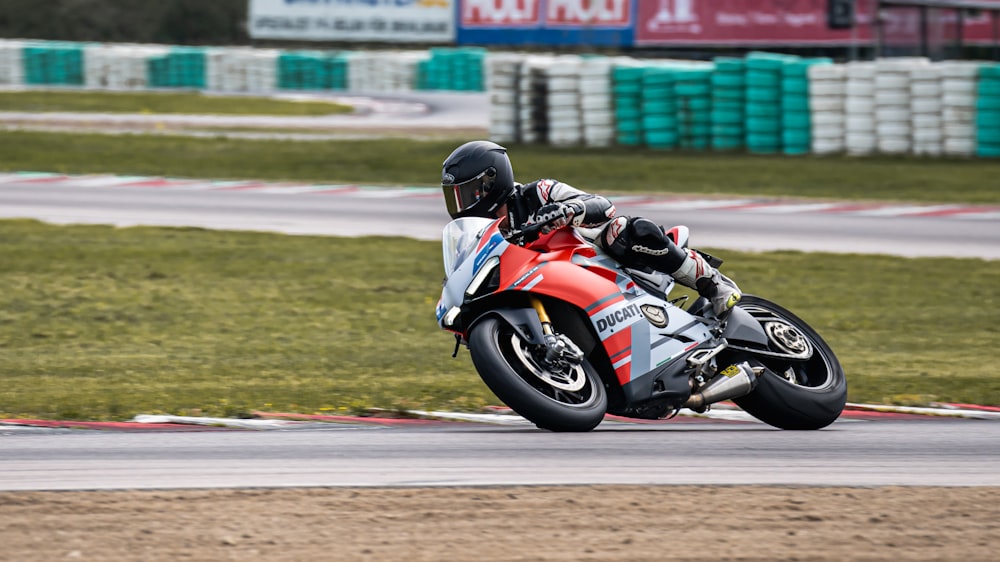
[1,180,998,259]
[2,420,999,491]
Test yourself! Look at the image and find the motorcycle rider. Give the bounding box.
[440,140,742,317]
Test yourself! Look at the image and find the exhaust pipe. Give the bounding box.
[684,362,763,411]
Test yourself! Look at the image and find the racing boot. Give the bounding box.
[671,249,742,317]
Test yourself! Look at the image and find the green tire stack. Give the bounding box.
[23,41,84,86]
[710,57,746,151]
[745,52,793,154]
[278,51,348,90]
[641,67,678,149]
[976,64,1000,158]
[147,47,206,89]
[420,47,485,91]
[674,67,712,150]
[782,57,832,155]
[613,65,645,146]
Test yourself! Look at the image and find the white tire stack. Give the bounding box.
[874,58,926,154]
[0,39,24,85]
[546,56,583,147]
[84,44,169,90]
[207,48,279,93]
[808,63,847,154]
[346,52,375,92]
[910,65,943,156]
[579,58,615,147]
[520,56,554,144]
[486,53,523,143]
[844,62,877,155]
[350,51,420,92]
[940,61,980,156]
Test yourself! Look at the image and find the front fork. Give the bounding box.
[531,296,583,367]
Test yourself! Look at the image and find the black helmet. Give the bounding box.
[441,140,516,220]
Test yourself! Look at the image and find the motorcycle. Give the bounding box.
[435,216,847,432]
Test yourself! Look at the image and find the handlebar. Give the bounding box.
[506,221,547,246]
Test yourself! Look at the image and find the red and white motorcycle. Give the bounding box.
[436,217,846,432]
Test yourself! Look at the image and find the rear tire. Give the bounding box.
[469,316,607,432]
[731,296,847,430]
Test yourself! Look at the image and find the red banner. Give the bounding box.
[461,0,631,27]
[462,0,542,26]
[547,0,632,27]
[636,0,1000,46]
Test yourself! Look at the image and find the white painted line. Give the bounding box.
[133,414,302,429]
[407,410,535,425]
[60,176,152,188]
[845,402,1000,420]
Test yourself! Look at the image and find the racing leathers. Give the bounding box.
[508,179,742,317]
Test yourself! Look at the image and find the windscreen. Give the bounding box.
[441,217,494,276]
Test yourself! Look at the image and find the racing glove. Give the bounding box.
[529,201,585,234]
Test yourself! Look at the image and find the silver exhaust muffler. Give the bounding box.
[684,362,763,411]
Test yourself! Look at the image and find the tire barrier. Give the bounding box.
[23,41,84,86]
[809,63,846,155]
[3,38,999,159]
[941,61,980,157]
[978,64,1000,158]
[276,51,348,91]
[911,64,943,156]
[417,47,487,92]
[484,51,1000,159]
[711,57,745,152]
[0,39,486,94]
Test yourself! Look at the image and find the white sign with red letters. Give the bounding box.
[249,0,456,42]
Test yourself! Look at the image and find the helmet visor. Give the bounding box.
[442,170,494,217]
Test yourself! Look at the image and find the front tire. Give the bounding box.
[469,316,607,432]
[730,296,847,430]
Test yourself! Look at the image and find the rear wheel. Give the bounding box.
[730,296,847,430]
[469,316,607,432]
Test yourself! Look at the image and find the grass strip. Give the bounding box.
[1,131,998,204]
[0,91,352,116]
[1,220,997,420]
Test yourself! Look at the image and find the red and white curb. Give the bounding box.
[3,403,998,432]
[2,171,998,221]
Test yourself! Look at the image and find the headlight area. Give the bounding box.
[465,256,501,299]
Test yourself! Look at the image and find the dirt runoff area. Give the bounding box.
[1,486,998,561]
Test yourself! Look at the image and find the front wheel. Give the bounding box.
[730,295,847,430]
[468,316,607,432]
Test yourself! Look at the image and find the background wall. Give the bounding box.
[0,0,248,45]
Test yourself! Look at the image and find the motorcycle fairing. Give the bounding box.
[440,218,714,394]
[490,232,714,388]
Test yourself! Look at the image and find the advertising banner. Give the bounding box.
[248,0,456,43]
[457,0,635,46]
[635,0,1000,46]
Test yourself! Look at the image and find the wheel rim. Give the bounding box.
[762,320,813,359]
[497,328,597,407]
[509,334,587,392]
[741,304,835,390]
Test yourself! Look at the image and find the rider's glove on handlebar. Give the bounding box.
[528,201,586,234]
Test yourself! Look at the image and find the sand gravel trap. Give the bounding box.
[2,486,999,561]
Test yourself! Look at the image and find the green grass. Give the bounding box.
[0,91,352,116]
[1,131,1000,204]
[1,220,997,421]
